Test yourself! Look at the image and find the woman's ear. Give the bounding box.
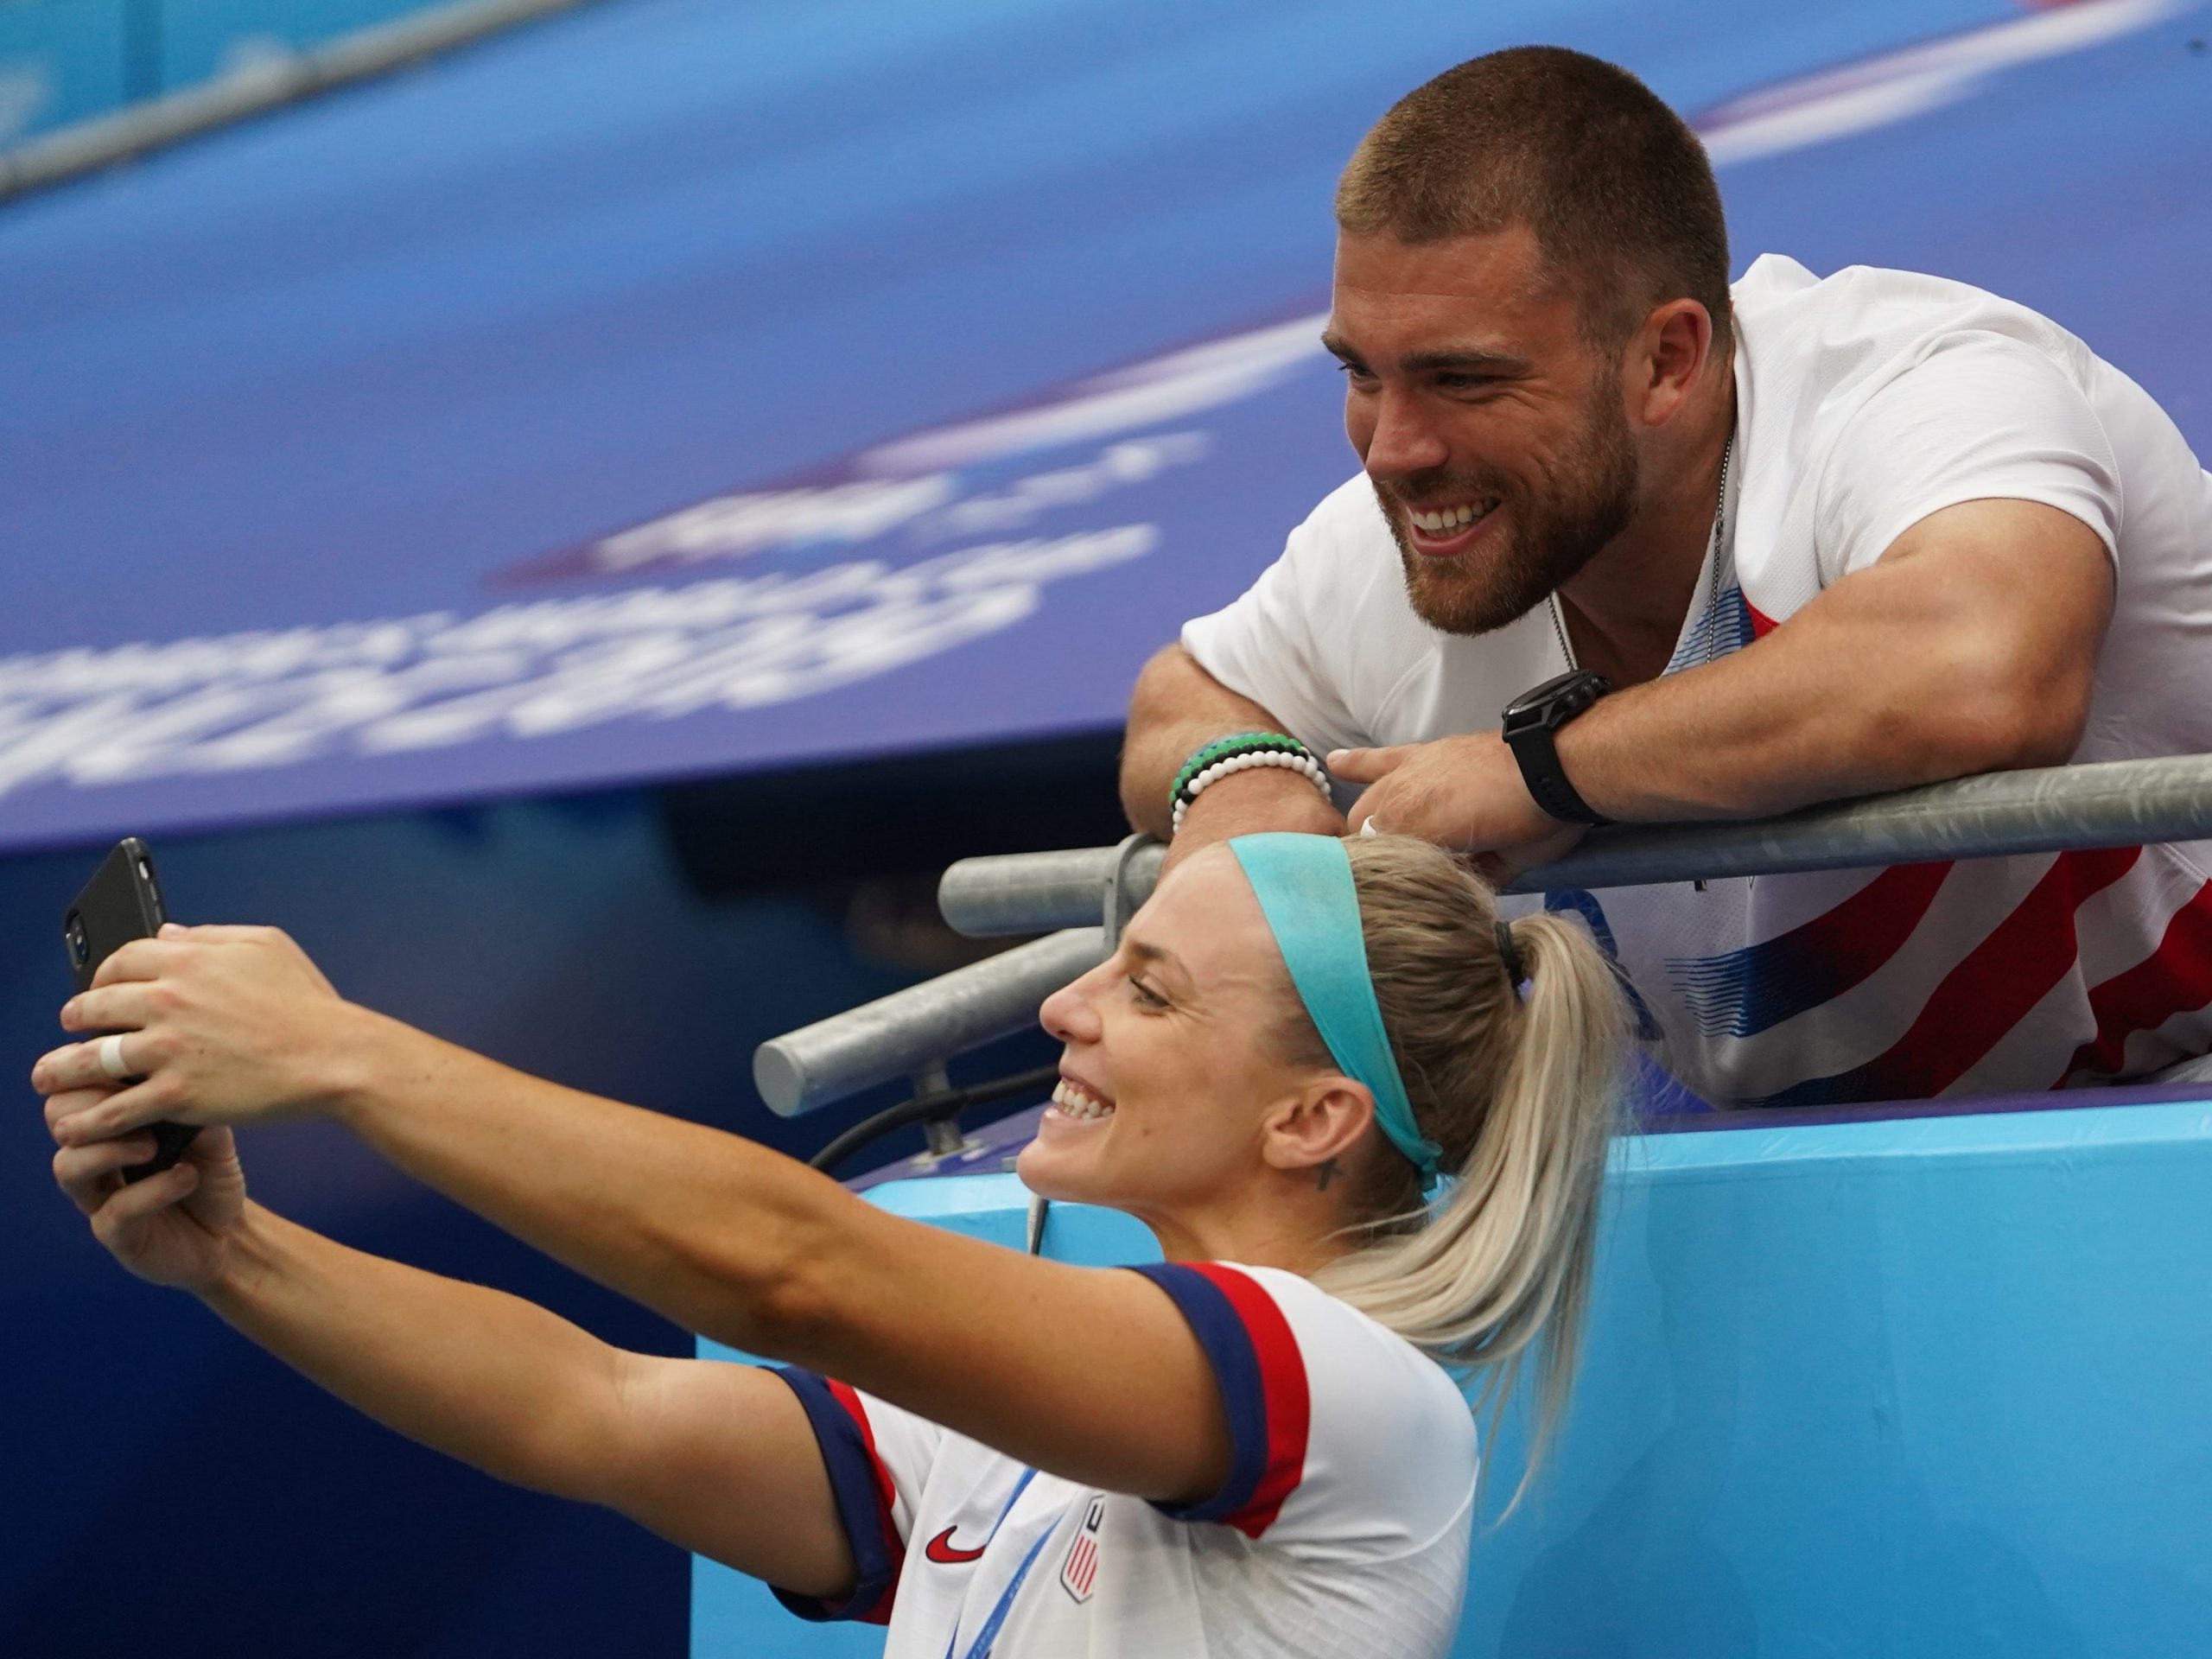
[1260,1079,1376,1182]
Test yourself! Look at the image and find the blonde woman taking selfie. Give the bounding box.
[38,833,1630,1658]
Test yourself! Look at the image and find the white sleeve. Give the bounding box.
[1179,493,1369,759]
[1814,330,2122,584]
[769,1369,945,1625]
[1128,1262,1478,1562]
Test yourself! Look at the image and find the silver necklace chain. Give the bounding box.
[1549,429,1734,671]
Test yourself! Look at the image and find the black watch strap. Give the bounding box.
[1501,670,1613,827]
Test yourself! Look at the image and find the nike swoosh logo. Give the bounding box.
[925,1525,988,1565]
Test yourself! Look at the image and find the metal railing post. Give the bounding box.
[753,927,1106,1117]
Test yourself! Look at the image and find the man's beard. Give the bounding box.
[1374,392,1640,637]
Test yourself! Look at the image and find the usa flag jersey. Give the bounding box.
[1185,255,2212,1107]
[770,1262,1476,1658]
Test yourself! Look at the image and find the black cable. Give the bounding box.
[807,1063,1060,1176]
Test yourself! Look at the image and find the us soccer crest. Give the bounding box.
[1058,1496,1106,1603]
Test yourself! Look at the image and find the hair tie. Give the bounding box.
[1496,919,1525,988]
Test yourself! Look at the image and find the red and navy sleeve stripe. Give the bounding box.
[1129,1262,1312,1540]
[766,1369,902,1625]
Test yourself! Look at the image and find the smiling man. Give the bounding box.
[1122,46,2212,1108]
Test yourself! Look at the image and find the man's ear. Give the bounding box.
[1260,1078,1376,1175]
[1627,298,1714,429]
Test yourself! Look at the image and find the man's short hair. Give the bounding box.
[1337,46,1732,354]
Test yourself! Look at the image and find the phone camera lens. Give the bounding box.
[66,918,89,968]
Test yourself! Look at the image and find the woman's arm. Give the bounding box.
[39,936,1237,1507]
[50,1120,854,1595]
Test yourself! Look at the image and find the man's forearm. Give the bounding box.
[1121,644,1285,835]
[204,1202,629,1501]
[1557,501,2108,822]
[1120,643,1344,844]
[322,1011,851,1357]
[1560,575,2084,821]
[1557,652,1875,821]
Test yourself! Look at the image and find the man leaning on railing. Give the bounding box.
[1121,47,2212,1109]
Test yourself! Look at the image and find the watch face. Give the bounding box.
[1503,670,1609,734]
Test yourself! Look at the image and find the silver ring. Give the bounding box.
[1358,817,1382,837]
[98,1033,132,1081]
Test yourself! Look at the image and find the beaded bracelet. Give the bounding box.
[1168,732,1333,835]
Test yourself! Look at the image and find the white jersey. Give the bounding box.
[1185,255,2212,1107]
[770,1262,1476,1657]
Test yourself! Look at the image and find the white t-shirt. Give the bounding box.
[770,1262,1477,1657]
[1185,255,2212,1107]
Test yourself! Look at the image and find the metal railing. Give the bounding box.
[941,754,2212,935]
[755,753,2212,1116]
[758,928,1108,1118]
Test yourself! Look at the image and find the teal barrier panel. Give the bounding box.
[0,0,129,137]
[694,1100,2212,1656]
[0,0,457,139]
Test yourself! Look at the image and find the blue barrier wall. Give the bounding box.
[694,1100,2212,1657]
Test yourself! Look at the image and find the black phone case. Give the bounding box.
[63,839,200,1182]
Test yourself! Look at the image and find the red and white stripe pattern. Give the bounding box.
[1626,601,2212,1106]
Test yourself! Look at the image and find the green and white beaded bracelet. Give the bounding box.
[1168,731,1333,835]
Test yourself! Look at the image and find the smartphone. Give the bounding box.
[62,838,200,1184]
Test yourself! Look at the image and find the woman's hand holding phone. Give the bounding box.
[48,1100,247,1293]
[35,923,372,1147]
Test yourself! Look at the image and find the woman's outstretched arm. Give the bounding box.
[36,927,1237,1507]
[49,1118,856,1597]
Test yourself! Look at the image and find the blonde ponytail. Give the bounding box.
[1311,837,1634,1503]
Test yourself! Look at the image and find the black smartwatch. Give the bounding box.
[1501,670,1614,826]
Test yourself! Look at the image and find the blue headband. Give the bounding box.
[1228,833,1443,1191]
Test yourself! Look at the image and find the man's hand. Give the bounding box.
[48,1095,247,1293]
[34,924,372,1147]
[1330,731,1586,879]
